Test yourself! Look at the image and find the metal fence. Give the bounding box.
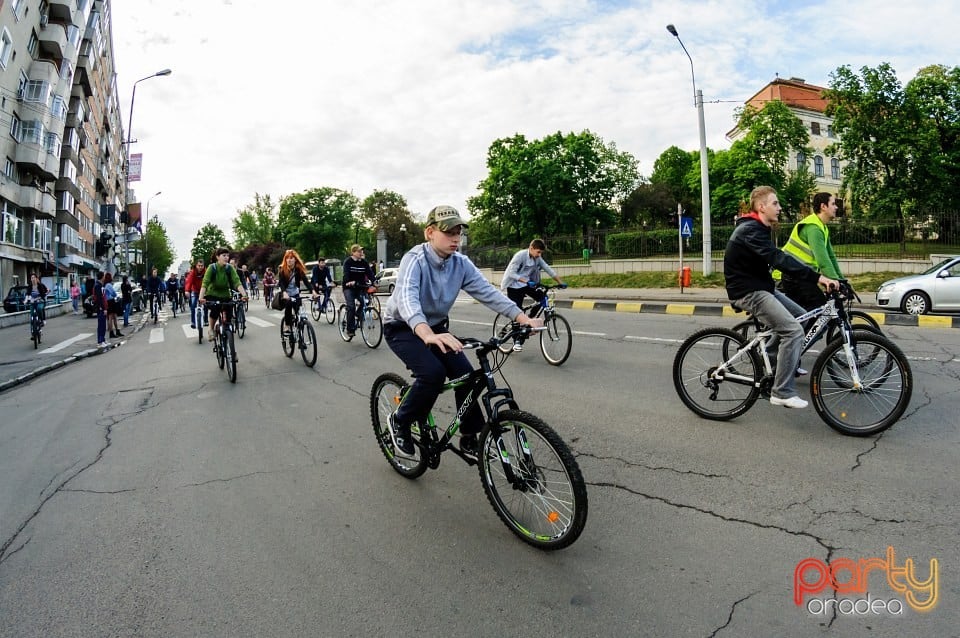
[467,211,960,267]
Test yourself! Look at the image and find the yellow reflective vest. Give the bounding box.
[772,214,828,280]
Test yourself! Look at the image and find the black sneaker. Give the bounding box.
[459,433,479,458]
[390,413,415,456]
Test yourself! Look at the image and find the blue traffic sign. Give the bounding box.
[680,216,693,238]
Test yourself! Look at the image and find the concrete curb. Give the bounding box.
[0,314,148,395]
[552,299,960,329]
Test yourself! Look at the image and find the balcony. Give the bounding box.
[75,51,94,96]
[38,23,69,60]
[56,174,81,200]
[67,97,86,128]
[56,207,80,231]
[19,185,57,218]
[16,143,59,182]
[0,172,19,203]
[47,1,76,24]
[28,59,60,87]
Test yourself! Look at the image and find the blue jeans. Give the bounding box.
[97,309,107,344]
[733,289,805,400]
[385,321,484,436]
[123,302,131,325]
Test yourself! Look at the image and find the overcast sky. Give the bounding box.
[110,0,960,267]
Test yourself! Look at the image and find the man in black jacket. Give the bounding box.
[724,186,838,409]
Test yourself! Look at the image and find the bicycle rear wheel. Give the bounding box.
[539,313,572,365]
[225,330,237,383]
[300,321,317,367]
[215,329,225,369]
[811,331,912,436]
[361,307,382,348]
[370,373,428,479]
[195,305,204,344]
[338,304,352,341]
[237,304,247,338]
[673,328,762,420]
[479,410,588,550]
[311,299,321,321]
[280,322,295,357]
[324,299,336,324]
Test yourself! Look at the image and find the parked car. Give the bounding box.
[876,256,960,315]
[3,285,31,313]
[374,268,398,294]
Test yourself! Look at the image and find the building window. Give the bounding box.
[0,29,13,68]
[4,158,16,180]
[811,122,821,136]
[2,203,24,245]
[11,0,26,20]
[23,80,52,105]
[827,125,835,138]
[9,114,23,142]
[814,156,824,177]
[831,158,840,180]
[51,95,68,120]
[45,132,61,155]
[21,120,45,145]
[796,152,806,170]
[58,191,76,213]
[27,31,38,57]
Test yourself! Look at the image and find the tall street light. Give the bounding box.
[124,68,172,275]
[666,24,712,276]
[143,191,162,276]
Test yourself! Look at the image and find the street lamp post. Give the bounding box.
[124,69,171,275]
[666,24,712,276]
[53,234,60,297]
[399,223,407,258]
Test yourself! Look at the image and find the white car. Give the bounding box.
[375,268,399,294]
[876,256,960,315]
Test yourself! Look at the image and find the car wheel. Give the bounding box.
[388,283,394,294]
[901,291,930,315]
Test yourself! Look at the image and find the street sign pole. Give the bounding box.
[678,204,684,291]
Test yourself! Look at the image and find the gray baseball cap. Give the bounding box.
[425,205,469,231]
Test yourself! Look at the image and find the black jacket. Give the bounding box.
[724,216,819,301]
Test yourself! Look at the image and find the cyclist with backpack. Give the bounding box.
[198,248,248,342]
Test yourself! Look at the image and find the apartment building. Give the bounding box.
[0,0,125,300]
[727,77,845,199]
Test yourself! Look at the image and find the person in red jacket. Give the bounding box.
[183,259,207,329]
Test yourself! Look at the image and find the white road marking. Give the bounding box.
[40,333,94,353]
[149,328,164,344]
[574,330,606,337]
[181,324,199,338]
[625,335,684,344]
[246,316,274,327]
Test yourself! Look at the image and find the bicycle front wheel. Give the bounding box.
[195,306,204,344]
[225,330,237,383]
[479,410,588,550]
[361,307,382,348]
[280,322,295,357]
[825,310,882,344]
[539,313,572,365]
[370,373,428,479]
[300,322,318,367]
[216,330,225,369]
[311,299,321,321]
[492,313,515,354]
[673,328,762,420]
[324,300,336,324]
[811,331,912,436]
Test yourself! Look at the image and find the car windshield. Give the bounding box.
[922,258,956,275]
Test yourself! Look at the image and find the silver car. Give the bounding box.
[876,256,960,314]
[374,268,399,294]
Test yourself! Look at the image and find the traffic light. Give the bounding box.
[95,231,112,258]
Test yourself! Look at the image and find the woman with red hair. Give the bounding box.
[277,249,315,333]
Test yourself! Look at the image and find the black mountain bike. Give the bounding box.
[149,293,160,324]
[27,298,44,348]
[311,289,337,324]
[205,300,238,383]
[370,324,588,550]
[492,283,572,365]
[281,300,318,367]
[673,282,912,436]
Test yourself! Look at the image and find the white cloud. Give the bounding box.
[111,0,960,265]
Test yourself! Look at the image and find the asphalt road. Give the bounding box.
[0,298,957,637]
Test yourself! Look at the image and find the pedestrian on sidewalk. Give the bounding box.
[121,275,133,326]
[70,278,81,314]
[104,272,122,338]
[93,272,108,348]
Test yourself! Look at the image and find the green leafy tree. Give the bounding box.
[277,187,357,261]
[619,181,676,228]
[360,190,419,258]
[232,193,278,249]
[191,223,230,265]
[468,130,639,243]
[649,145,698,213]
[135,215,176,276]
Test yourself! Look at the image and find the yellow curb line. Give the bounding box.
[571,300,595,310]
[722,306,745,317]
[665,304,696,315]
[616,302,643,313]
[918,315,953,328]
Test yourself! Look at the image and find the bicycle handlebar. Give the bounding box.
[457,324,547,352]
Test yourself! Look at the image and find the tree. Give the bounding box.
[191,223,229,265]
[232,193,278,249]
[467,130,639,244]
[359,190,419,259]
[276,187,357,261]
[136,215,176,276]
[620,181,677,228]
[650,145,698,213]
